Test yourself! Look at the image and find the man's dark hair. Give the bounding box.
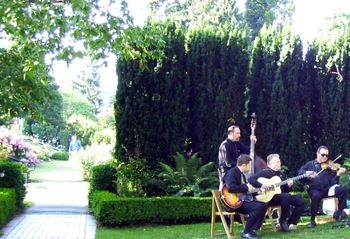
[237,154,251,166]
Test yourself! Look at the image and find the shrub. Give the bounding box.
[50,151,69,161]
[77,143,113,180]
[0,188,16,226]
[116,158,158,197]
[0,161,26,208]
[0,128,39,165]
[90,190,211,226]
[157,152,218,197]
[90,164,117,193]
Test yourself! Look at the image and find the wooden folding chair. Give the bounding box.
[211,190,246,239]
[265,206,281,231]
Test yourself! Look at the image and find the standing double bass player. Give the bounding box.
[218,113,266,188]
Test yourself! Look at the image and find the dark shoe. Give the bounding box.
[251,231,261,238]
[307,221,317,228]
[333,210,343,221]
[241,232,258,239]
[279,220,289,232]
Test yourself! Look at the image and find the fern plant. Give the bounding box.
[158,152,218,197]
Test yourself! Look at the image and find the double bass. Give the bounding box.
[247,113,267,178]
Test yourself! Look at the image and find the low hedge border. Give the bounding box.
[0,188,17,226]
[90,190,212,226]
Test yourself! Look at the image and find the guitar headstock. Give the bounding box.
[250,112,257,131]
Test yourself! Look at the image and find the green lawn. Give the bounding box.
[95,216,350,239]
[29,160,82,182]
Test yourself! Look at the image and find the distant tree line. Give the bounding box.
[115,21,350,176]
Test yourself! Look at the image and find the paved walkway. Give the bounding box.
[0,162,96,239]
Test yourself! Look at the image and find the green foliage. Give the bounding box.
[61,91,97,121]
[0,188,17,226]
[244,0,294,40]
[115,22,249,171]
[149,0,240,29]
[91,106,116,145]
[50,151,69,161]
[116,159,156,197]
[72,63,103,114]
[115,21,189,168]
[0,48,58,120]
[90,190,211,226]
[0,0,164,67]
[90,164,117,193]
[157,152,218,197]
[0,161,26,208]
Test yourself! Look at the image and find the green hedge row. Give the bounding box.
[0,188,16,226]
[0,161,26,208]
[50,151,69,161]
[90,190,211,226]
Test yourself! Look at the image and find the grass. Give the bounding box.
[95,216,350,239]
[29,159,82,182]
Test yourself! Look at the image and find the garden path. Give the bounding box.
[0,160,96,239]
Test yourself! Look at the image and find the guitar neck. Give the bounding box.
[276,174,308,187]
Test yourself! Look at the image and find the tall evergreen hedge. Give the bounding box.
[115,21,350,177]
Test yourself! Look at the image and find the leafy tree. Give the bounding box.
[72,63,103,114]
[0,48,58,121]
[245,0,294,40]
[61,91,96,121]
[148,0,241,29]
[0,0,164,63]
[0,0,166,120]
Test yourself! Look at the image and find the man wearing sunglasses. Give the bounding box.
[298,145,348,228]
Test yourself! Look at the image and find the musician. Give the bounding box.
[224,154,267,239]
[218,125,256,185]
[248,154,306,232]
[298,145,348,228]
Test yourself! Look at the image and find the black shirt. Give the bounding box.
[223,166,249,194]
[298,159,339,193]
[218,139,250,173]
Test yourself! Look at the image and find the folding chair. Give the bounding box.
[265,206,281,231]
[322,196,339,215]
[211,190,246,239]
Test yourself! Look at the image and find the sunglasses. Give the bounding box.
[321,154,329,157]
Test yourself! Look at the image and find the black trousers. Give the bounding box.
[308,186,348,218]
[269,192,306,225]
[235,201,267,234]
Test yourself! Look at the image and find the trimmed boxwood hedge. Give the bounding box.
[90,190,211,226]
[0,188,16,226]
[0,161,26,208]
[51,151,69,161]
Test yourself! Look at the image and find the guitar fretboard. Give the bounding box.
[275,174,307,187]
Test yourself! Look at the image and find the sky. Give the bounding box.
[53,0,350,104]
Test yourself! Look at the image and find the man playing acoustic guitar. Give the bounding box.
[223,154,267,239]
[248,154,306,232]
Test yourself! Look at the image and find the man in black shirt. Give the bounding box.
[249,154,306,232]
[298,145,348,228]
[224,154,267,239]
[218,125,256,187]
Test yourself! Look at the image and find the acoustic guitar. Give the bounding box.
[221,173,312,208]
[255,174,309,203]
[220,184,261,209]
